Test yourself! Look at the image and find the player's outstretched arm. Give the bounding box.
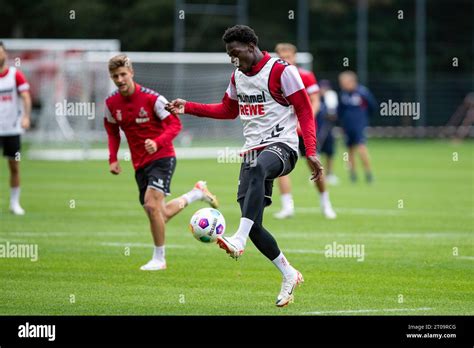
[166,94,239,120]
[166,74,239,120]
[165,99,186,114]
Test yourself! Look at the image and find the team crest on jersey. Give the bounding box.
[116,110,122,121]
[136,106,150,124]
[139,107,148,117]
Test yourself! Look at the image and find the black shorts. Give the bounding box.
[0,135,21,158]
[237,142,298,207]
[135,157,176,205]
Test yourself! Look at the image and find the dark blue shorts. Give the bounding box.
[344,128,366,147]
[298,132,335,157]
[317,129,335,156]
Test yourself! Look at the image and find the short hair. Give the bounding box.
[339,70,358,80]
[108,54,133,72]
[0,41,5,50]
[275,43,297,55]
[222,25,258,45]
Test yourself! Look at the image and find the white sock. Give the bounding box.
[182,188,203,205]
[10,187,20,207]
[281,193,294,212]
[152,245,165,262]
[320,191,330,206]
[233,217,254,246]
[272,252,297,278]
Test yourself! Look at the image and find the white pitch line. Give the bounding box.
[2,232,140,237]
[284,249,325,254]
[286,207,473,218]
[100,242,195,249]
[295,207,401,216]
[457,256,474,260]
[275,232,471,239]
[303,307,433,315]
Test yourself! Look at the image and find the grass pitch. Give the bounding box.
[0,139,472,315]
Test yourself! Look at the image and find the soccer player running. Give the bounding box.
[0,41,32,215]
[273,43,336,220]
[104,54,218,271]
[338,70,376,183]
[166,25,323,307]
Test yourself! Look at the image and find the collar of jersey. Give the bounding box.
[243,51,271,76]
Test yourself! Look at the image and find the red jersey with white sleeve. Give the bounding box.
[185,52,317,157]
[298,67,319,96]
[104,83,182,170]
[0,67,30,135]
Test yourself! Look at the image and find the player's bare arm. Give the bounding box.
[307,155,324,181]
[19,90,32,130]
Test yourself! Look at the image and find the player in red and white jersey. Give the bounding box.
[274,43,336,220]
[104,54,218,271]
[0,41,32,215]
[167,25,324,307]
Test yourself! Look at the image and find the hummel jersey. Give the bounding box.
[104,83,182,170]
[227,56,308,153]
[185,52,317,157]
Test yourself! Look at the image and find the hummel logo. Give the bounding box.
[152,179,164,188]
[261,124,285,143]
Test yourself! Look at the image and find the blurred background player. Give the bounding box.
[317,79,339,185]
[273,43,336,220]
[167,25,324,307]
[338,70,377,183]
[104,54,218,271]
[0,41,31,215]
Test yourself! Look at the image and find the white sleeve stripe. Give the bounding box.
[154,95,171,120]
[306,84,319,95]
[17,83,30,92]
[226,82,238,100]
[281,65,305,97]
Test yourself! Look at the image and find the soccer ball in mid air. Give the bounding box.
[189,208,226,243]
